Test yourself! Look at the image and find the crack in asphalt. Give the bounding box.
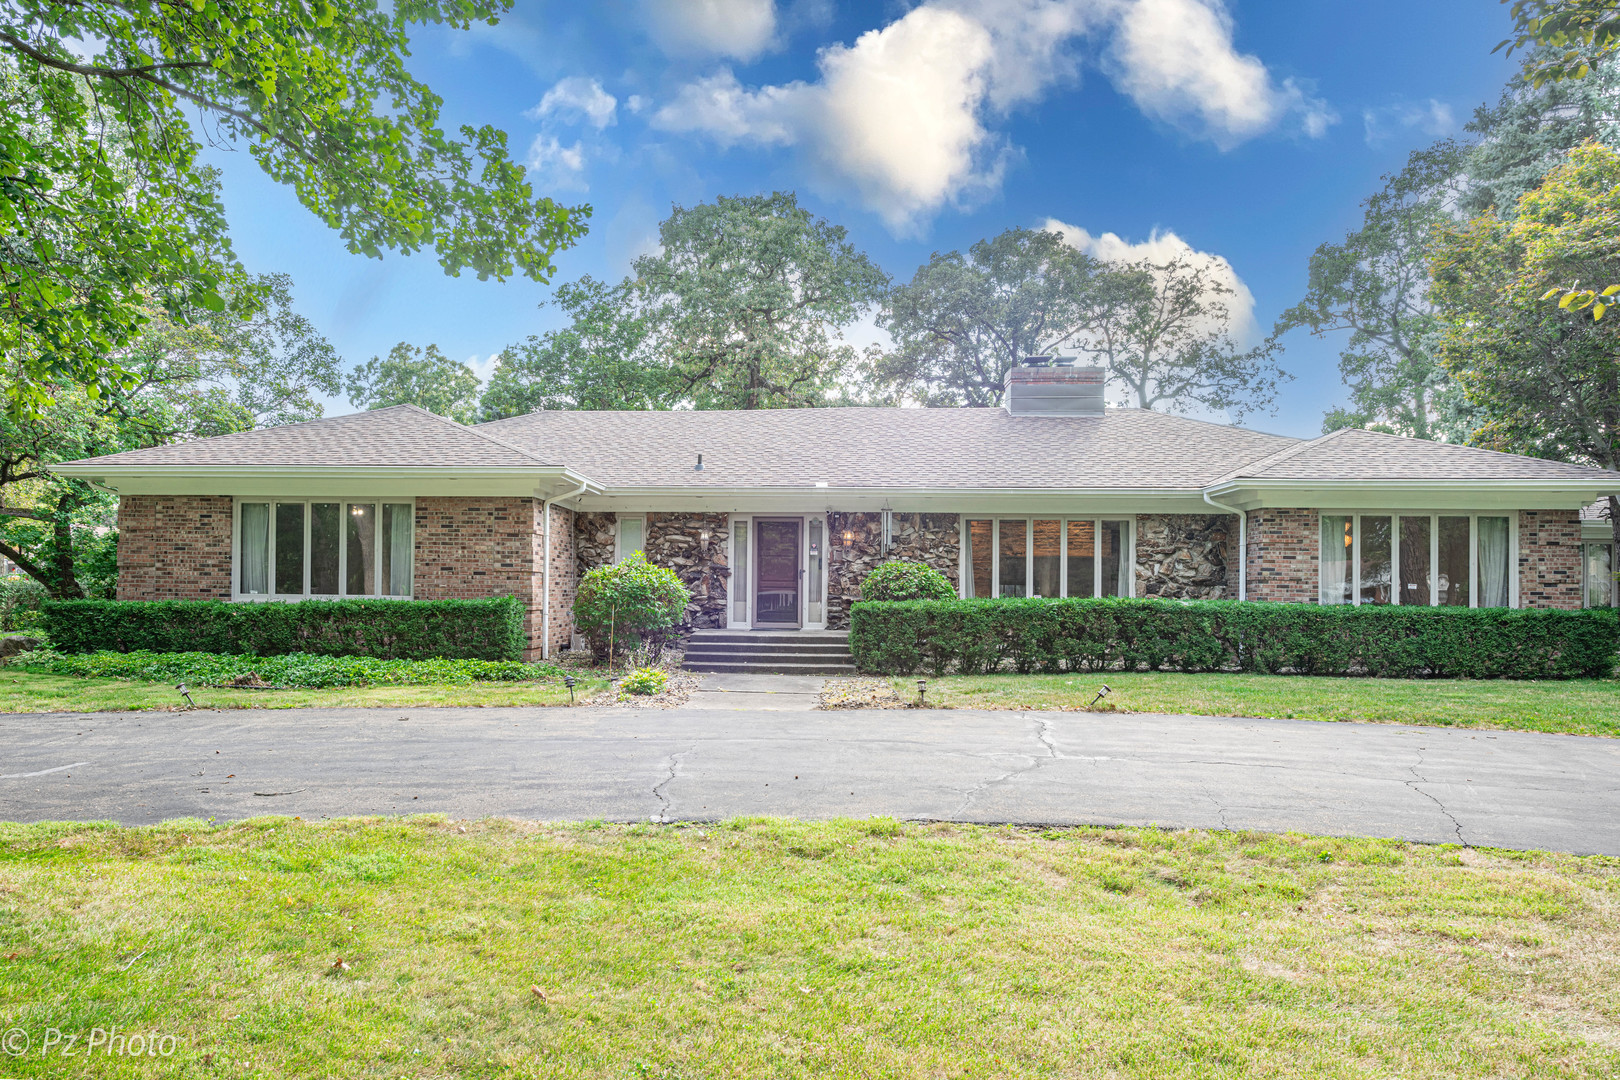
[1405,748,1469,847]
[952,714,1061,817]
[651,746,695,824]
[1201,786,1232,831]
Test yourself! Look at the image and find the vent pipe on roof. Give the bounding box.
[1004,359,1105,416]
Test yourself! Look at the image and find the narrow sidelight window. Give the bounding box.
[1066,520,1095,598]
[381,504,412,596]
[239,503,270,595]
[617,516,644,562]
[1477,516,1511,608]
[1360,516,1393,604]
[1587,543,1615,608]
[1438,516,1470,606]
[807,519,824,624]
[1100,520,1129,597]
[732,520,749,623]
[966,520,993,598]
[1398,516,1431,605]
[275,502,305,595]
[1321,515,1353,605]
[1032,519,1061,598]
[311,502,341,594]
[998,520,1028,598]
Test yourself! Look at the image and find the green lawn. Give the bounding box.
[895,671,1620,737]
[0,669,610,712]
[0,818,1615,1077]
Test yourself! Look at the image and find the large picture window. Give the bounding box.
[963,517,1133,599]
[1320,513,1513,608]
[235,499,413,599]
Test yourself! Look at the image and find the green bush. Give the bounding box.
[859,560,956,602]
[43,597,525,661]
[849,598,1620,680]
[20,650,561,688]
[0,575,48,632]
[573,552,690,663]
[618,667,669,697]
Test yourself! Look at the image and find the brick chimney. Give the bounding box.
[1003,358,1105,416]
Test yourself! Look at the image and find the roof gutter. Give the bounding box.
[540,478,591,662]
[1201,490,1246,602]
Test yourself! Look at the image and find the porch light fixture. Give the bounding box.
[841,529,854,547]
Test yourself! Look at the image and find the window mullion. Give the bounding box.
[1352,515,1361,606]
[1026,517,1034,599]
[1059,517,1068,598]
[1094,518,1102,598]
[991,518,1000,599]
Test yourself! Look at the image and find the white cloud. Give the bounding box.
[1362,98,1456,146]
[1043,217,1258,343]
[653,0,1329,231]
[465,352,503,387]
[1107,0,1334,147]
[527,135,588,191]
[643,0,779,61]
[526,76,618,129]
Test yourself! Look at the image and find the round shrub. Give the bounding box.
[573,552,691,663]
[859,560,956,603]
[618,667,669,697]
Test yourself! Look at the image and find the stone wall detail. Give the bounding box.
[826,512,960,629]
[574,511,617,582]
[116,495,233,600]
[1134,514,1235,599]
[645,513,729,630]
[1246,508,1317,603]
[1519,509,1583,610]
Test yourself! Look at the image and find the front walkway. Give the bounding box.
[2,706,1616,854]
[676,672,827,710]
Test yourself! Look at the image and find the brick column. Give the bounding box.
[1246,508,1317,604]
[116,495,233,600]
[1519,509,1583,609]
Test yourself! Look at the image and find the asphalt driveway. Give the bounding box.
[2,706,1617,854]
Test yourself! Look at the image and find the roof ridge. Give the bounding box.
[1214,428,1345,484]
[398,404,557,466]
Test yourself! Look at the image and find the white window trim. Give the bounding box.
[1318,512,1518,609]
[614,514,647,563]
[963,516,1135,600]
[232,497,415,602]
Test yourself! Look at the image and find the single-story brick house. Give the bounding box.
[55,363,1620,660]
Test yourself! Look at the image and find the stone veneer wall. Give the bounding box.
[826,512,960,629]
[1134,514,1235,599]
[1519,509,1583,610]
[1246,508,1318,603]
[645,513,729,629]
[116,495,234,599]
[574,511,617,581]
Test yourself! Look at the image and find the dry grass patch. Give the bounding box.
[0,818,1617,1077]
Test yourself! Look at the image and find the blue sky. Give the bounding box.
[207,0,1520,437]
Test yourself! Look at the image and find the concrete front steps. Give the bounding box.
[681,629,856,675]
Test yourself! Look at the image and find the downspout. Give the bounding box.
[1202,491,1247,602]
[541,479,591,660]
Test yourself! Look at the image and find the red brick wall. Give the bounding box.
[116,495,233,599]
[540,503,576,653]
[1519,509,1583,610]
[1246,508,1317,603]
[414,497,544,658]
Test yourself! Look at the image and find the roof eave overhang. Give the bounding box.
[572,485,1217,513]
[49,463,602,499]
[1205,477,1620,512]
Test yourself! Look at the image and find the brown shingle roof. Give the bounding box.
[64,405,553,469]
[476,407,1296,489]
[1221,428,1612,482]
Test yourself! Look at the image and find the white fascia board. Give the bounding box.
[51,464,601,499]
[1204,478,1619,512]
[571,487,1216,515]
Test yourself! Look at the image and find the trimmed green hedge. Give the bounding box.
[849,598,1620,680]
[43,598,526,662]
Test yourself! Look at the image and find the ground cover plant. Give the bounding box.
[0,817,1615,1078]
[17,650,567,689]
[894,671,1620,737]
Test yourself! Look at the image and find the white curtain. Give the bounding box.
[1321,515,1351,604]
[386,504,412,596]
[239,503,270,594]
[1478,517,1510,607]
